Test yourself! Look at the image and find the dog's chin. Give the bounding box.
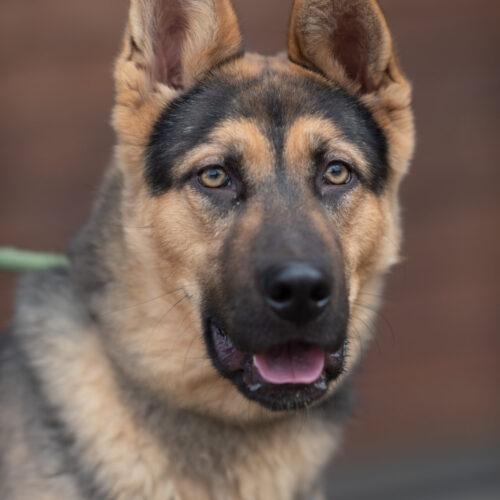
[204,318,346,412]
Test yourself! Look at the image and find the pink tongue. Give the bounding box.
[253,343,325,385]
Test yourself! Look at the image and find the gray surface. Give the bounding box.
[328,447,500,500]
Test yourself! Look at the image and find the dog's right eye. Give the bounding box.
[323,161,352,186]
[198,166,231,189]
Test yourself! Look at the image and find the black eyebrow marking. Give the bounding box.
[146,69,387,196]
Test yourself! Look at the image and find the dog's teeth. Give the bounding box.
[314,379,327,391]
[248,383,263,392]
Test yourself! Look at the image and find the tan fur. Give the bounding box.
[284,116,374,180]
[172,118,276,184]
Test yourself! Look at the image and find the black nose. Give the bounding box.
[261,262,331,324]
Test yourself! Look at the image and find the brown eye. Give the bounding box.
[323,162,352,186]
[198,166,230,189]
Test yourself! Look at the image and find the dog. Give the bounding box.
[0,0,414,498]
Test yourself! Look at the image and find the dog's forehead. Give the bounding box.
[146,55,388,195]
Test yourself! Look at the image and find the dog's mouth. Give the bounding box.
[205,319,346,411]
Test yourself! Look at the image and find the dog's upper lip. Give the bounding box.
[210,321,246,372]
[209,321,245,372]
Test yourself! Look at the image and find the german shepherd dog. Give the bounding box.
[0,1,414,498]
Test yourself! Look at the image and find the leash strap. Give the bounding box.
[0,247,69,272]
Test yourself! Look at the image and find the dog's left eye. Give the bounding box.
[198,166,231,189]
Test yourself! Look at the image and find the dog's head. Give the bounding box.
[106,0,414,418]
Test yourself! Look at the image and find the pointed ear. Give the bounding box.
[288,0,395,93]
[116,0,241,99]
[113,0,242,150]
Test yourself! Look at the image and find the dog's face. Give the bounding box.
[108,0,414,419]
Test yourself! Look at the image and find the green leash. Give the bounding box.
[0,247,69,272]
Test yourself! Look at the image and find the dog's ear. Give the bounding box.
[287,0,395,93]
[115,0,241,100]
[114,0,242,149]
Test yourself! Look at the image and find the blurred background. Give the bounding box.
[1,1,499,498]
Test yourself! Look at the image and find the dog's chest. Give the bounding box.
[158,420,337,500]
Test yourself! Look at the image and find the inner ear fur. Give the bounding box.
[288,0,394,93]
[116,0,242,99]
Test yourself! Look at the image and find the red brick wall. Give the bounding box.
[1,0,499,459]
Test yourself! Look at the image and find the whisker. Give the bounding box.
[100,287,187,316]
[148,294,189,347]
[352,302,397,344]
[350,313,383,354]
[148,300,211,362]
[345,322,368,360]
[356,291,388,302]
[107,223,153,230]
[182,329,199,371]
